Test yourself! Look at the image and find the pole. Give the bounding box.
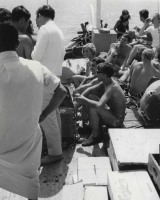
[96,0,101,29]
[47,0,48,5]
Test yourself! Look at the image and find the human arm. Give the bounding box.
[39,83,67,122]
[114,20,123,35]
[73,78,99,96]
[31,27,48,62]
[79,75,97,86]
[76,83,111,109]
[138,19,151,36]
[85,61,91,76]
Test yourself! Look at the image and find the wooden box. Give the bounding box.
[91,28,117,56]
[108,129,160,171]
[107,171,160,200]
[77,157,112,185]
[148,153,160,192]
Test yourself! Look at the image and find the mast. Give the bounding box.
[158,0,160,47]
[47,0,49,5]
[96,0,101,29]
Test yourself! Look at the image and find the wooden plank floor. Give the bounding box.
[0,143,106,200]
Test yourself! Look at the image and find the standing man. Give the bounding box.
[11,5,33,59]
[0,23,66,200]
[32,5,66,165]
[32,5,65,77]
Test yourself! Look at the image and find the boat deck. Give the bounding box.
[1,58,160,199]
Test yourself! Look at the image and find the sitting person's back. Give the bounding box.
[129,48,155,96]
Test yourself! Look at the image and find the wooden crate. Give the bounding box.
[107,171,160,200]
[148,153,160,192]
[77,157,112,185]
[108,129,160,171]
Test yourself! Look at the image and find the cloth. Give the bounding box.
[139,80,160,124]
[0,51,50,199]
[146,26,159,48]
[32,20,65,76]
[40,71,62,156]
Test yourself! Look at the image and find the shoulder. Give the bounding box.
[19,34,32,45]
[146,25,154,31]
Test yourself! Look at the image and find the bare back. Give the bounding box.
[130,61,154,94]
[102,80,126,116]
[16,34,33,59]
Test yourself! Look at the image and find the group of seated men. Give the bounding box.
[70,12,160,146]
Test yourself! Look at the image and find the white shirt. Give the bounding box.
[146,26,160,48]
[0,51,59,199]
[32,20,65,76]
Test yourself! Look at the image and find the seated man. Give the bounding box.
[106,34,132,77]
[123,32,153,69]
[79,57,105,85]
[72,43,96,88]
[75,62,126,146]
[127,49,160,99]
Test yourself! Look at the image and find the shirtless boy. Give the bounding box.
[129,48,160,98]
[76,62,126,146]
[106,34,132,76]
[11,6,33,59]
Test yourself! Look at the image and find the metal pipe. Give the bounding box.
[96,0,101,29]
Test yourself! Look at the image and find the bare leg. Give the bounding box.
[124,45,139,69]
[89,107,101,137]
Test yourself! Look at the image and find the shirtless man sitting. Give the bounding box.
[11,6,33,59]
[106,33,132,77]
[128,48,160,99]
[73,57,105,96]
[75,62,126,146]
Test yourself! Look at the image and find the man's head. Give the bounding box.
[0,24,19,52]
[120,34,131,44]
[151,13,160,28]
[36,5,55,28]
[0,8,11,24]
[82,43,96,59]
[141,48,154,61]
[91,57,105,74]
[139,9,149,22]
[11,5,31,32]
[96,62,114,81]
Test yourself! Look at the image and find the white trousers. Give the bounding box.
[41,108,62,155]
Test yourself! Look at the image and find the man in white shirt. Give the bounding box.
[0,24,66,200]
[139,13,160,49]
[32,5,67,165]
[32,5,65,77]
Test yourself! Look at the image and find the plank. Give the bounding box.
[78,157,112,185]
[108,171,160,200]
[108,129,160,170]
[84,186,108,200]
[62,181,84,200]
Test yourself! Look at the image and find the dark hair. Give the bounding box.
[120,9,131,21]
[139,9,149,20]
[155,47,160,60]
[26,19,33,35]
[0,24,19,51]
[97,62,114,77]
[92,57,105,65]
[122,33,132,43]
[36,5,55,20]
[0,8,11,23]
[11,5,31,22]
